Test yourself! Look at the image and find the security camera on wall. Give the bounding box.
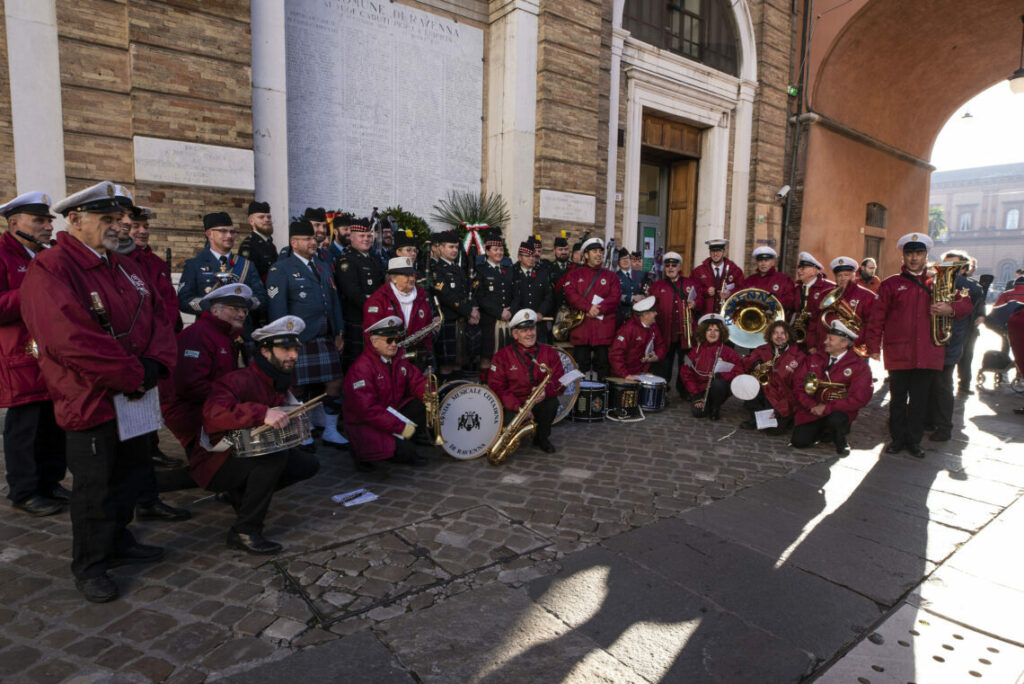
[775,185,791,202]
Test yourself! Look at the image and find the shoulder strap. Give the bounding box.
[582,270,603,301]
[899,272,932,296]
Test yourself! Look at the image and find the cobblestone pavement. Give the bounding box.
[1,332,1021,682]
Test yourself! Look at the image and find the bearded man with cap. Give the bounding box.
[511,240,554,343]
[609,296,664,380]
[487,309,563,453]
[202,315,321,554]
[327,213,352,264]
[474,228,515,377]
[792,251,835,354]
[791,321,873,455]
[335,217,385,370]
[267,218,346,447]
[856,257,881,294]
[649,251,699,397]
[739,320,805,433]
[0,191,68,517]
[741,246,796,314]
[22,181,178,602]
[863,233,973,458]
[364,256,435,368]
[432,229,480,378]
[691,238,743,315]
[302,207,330,261]
[680,313,743,420]
[562,237,620,379]
[615,247,645,326]
[177,212,269,328]
[238,200,277,284]
[343,316,429,473]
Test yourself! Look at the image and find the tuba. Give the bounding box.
[422,369,445,447]
[803,372,848,401]
[930,259,969,346]
[819,286,869,357]
[488,358,554,465]
[721,288,785,349]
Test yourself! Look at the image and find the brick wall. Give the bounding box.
[0,0,14,199]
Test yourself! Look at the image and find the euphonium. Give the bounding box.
[803,371,848,401]
[818,285,869,357]
[488,358,554,465]
[930,258,969,346]
[423,369,444,447]
[552,305,585,341]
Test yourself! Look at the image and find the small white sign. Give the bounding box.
[539,190,596,224]
[134,136,255,191]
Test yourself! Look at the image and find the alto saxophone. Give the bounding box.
[488,358,554,466]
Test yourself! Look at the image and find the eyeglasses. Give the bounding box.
[384,337,399,344]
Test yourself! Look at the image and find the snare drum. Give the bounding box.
[230,409,312,458]
[436,382,504,460]
[554,349,580,425]
[606,377,641,420]
[572,381,607,422]
[636,374,667,412]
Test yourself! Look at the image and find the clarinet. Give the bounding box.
[90,292,116,337]
[16,230,48,250]
[699,343,723,410]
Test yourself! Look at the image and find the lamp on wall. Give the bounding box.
[1011,14,1024,94]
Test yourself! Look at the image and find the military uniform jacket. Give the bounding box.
[609,317,665,378]
[266,253,343,342]
[791,350,872,426]
[237,230,277,283]
[433,258,474,320]
[616,269,645,308]
[511,264,553,317]
[475,261,514,320]
[177,248,269,315]
[335,250,385,323]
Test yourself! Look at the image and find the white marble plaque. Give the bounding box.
[539,189,596,223]
[133,137,255,191]
[285,0,483,224]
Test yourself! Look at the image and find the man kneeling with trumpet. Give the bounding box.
[487,309,563,454]
[201,316,321,554]
[791,320,872,456]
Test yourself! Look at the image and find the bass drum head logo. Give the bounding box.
[437,382,503,460]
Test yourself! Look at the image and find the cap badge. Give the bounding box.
[106,184,115,197]
[234,286,242,294]
[41,194,49,204]
[286,320,295,331]
[912,234,919,240]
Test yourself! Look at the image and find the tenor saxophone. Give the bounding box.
[487,358,554,466]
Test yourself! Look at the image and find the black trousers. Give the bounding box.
[208,449,319,534]
[502,396,558,444]
[394,399,427,461]
[652,340,687,394]
[691,377,730,417]
[3,401,66,503]
[66,421,150,579]
[136,431,162,508]
[927,364,956,433]
[888,368,937,447]
[957,327,979,389]
[791,411,851,448]
[573,345,610,380]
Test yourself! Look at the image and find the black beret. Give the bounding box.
[248,200,270,215]
[435,230,459,245]
[203,212,233,230]
[289,218,315,237]
[303,207,327,222]
[332,212,354,229]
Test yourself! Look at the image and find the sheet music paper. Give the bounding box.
[387,406,414,439]
[592,294,604,320]
[754,409,778,430]
[559,369,584,386]
[114,388,163,441]
[714,359,735,374]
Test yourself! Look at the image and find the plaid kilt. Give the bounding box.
[296,320,343,385]
[436,318,480,367]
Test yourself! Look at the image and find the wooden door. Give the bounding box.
[668,159,698,269]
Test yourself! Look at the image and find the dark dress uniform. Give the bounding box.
[511,263,553,343]
[334,249,385,369]
[433,256,478,367]
[238,230,277,284]
[791,349,873,453]
[475,260,515,358]
[177,248,269,331]
[615,267,644,325]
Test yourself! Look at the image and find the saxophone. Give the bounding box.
[930,258,968,346]
[423,369,444,446]
[487,358,554,466]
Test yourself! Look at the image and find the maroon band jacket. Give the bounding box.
[0,231,48,406]
[795,274,836,354]
[362,283,434,353]
[128,244,183,333]
[609,317,665,378]
[563,266,620,346]
[691,257,744,315]
[740,268,796,313]
[791,350,873,426]
[343,349,426,462]
[487,341,563,411]
[679,341,743,396]
[649,276,698,348]
[741,343,806,418]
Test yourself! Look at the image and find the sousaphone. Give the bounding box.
[720,288,785,349]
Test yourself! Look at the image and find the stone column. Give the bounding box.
[4,0,65,199]
[486,0,539,247]
[729,81,757,267]
[603,22,627,244]
[251,0,289,249]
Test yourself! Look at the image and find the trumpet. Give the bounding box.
[423,369,444,447]
[803,372,848,401]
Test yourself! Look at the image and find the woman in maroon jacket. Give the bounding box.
[609,296,664,379]
[739,320,805,433]
[680,314,743,420]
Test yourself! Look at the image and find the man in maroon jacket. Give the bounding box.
[22,181,177,603]
[863,233,974,458]
[792,251,835,355]
[487,309,563,453]
[563,237,620,380]
[691,237,743,315]
[202,315,320,554]
[827,256,876,335]
[609,296,664,379]
[791,321,873,455]
[0,191,67,517]
[648,251,697,397]
[741,246,795,314]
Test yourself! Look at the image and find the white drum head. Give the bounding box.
[730,374,761,401]
[555,349,580,425]
[437,383,504,460]
[636,373,666,386]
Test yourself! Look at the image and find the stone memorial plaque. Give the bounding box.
[285,0,483,224]
[133,137,255,191]
[539,189,596,224]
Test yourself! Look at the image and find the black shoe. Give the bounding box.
[885,442,905,454]
[906,444,926,459]
[151,448,185,470]
[393,449,429,466]
[929,431,951,442]
[45,485,72,502]
[835,440,850,456]
[75,573,118,603]
[298,441,317,454]
[355,460,391,478]
[739,419,757,430]
[922,423,936,432]
[136,500,191,522]
[109,543,165,567]
[709,410,721,421]
[534,438,557,454]
[227,529,282,555]
[12,495,64,517]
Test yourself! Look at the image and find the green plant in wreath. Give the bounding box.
[430,190,511,254]
[381,205,433,245]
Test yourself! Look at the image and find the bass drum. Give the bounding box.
[437,381,504,461]
[554,348,580,424]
